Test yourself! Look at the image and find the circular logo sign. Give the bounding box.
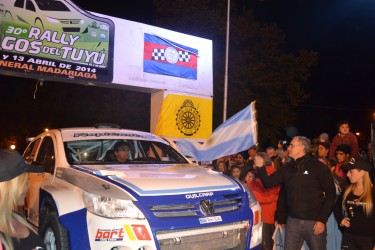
[176,100,201,136]
[165,47,179,64]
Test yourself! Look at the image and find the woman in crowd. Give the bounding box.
[216,161,229,175]
[221,154,236,173]
[229,165,242,181]
[248,152,280,250]
[317,141,337,169]
[333,157,375,250]
[0,150,45,250]
[317,141,330,159]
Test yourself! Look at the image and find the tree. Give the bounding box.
[153,0,318,146]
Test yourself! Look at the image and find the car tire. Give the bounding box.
[40,212,70,250]
[5,11,13,21]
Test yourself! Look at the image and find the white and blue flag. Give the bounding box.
[176,101,258,161]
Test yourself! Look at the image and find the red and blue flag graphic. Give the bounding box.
[144,33,198,80]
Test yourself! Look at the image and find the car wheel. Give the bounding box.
[4,11,13,21]
[40,212,70,250]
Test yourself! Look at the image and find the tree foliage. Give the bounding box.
[153,0,318,146]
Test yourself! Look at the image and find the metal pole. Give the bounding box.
[372,113,375,165]
[223,0,230,122]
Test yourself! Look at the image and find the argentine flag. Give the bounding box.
[176,101,258,161]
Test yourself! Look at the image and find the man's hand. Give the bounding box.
[312,221,325,235]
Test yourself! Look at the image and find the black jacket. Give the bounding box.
[333,186,375,240]
[258,154,336,223]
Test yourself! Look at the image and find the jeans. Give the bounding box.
[285,216,327,250]
[262,223,275,250]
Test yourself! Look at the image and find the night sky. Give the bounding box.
[252,0,375,143]
[1,0,374,149]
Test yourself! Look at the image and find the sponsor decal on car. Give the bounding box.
[95,228,125,241]
[95,225,152,242]
[73,132,154,139]
[185,192,214,199]
[199,216,222,224]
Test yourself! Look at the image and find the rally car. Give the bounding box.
[23,124,262,250]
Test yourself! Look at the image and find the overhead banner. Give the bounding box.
[155,94,212,139]
[0,1,212,98]
[0,0,114,83]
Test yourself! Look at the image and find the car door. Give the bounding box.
[25,135,56,227]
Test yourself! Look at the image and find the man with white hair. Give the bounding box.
[255,136,336,250]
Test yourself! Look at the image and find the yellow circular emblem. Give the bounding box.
[176,100,201,136]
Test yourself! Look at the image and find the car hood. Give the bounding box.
[67,164,240,197]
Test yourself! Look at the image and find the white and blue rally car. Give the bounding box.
[23,125,262,250]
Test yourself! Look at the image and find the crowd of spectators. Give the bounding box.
[210,120,374,250]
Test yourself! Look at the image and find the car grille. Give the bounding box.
[149,195,243,218]
[156,222,248,250]
[62,27,80,32]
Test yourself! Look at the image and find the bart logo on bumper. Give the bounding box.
[95,228,125,241]
[95,225,152,241]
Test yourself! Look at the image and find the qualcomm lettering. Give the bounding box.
[185,192,214,199]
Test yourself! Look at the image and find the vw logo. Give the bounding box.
[199,200,214,216]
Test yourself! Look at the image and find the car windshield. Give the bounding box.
[35,0,70,11]
[64,139,188,165]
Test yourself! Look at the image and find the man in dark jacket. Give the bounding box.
[255,136,336,250]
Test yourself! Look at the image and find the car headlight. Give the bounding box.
[241,182,258,207]
[246,188,258,208]
[46,16,60,23]
[83,191,145,219]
